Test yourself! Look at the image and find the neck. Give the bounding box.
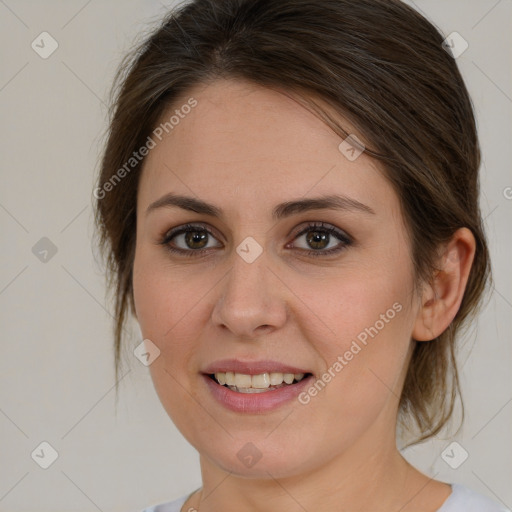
[190,424,432,512]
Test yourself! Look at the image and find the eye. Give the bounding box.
[159,223,222,256]
[158,221,352,258]
[288,222,352,257]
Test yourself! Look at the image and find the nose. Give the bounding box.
[211,248,288,340]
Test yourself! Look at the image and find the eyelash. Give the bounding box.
[158,222,353,258]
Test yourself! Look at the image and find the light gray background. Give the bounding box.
[0,1,511,511]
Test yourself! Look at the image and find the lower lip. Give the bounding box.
[202,374,314,413]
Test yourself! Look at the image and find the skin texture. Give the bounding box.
[132,79,475,512]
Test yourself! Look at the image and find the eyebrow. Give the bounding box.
[145,192,376,220]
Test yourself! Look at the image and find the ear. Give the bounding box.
[412,227,476,342]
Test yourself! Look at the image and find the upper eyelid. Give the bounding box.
[164,222,224,243]
[291,221,350,239]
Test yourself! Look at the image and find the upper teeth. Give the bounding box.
[215,372,305,389]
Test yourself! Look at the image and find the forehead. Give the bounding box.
[137,78,398,220]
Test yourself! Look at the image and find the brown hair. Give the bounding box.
[94,0,491,444]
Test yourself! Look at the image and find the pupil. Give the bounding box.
[307,231,328,250]
[186,230,208,249]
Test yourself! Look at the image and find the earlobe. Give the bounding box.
[412,227,476,342]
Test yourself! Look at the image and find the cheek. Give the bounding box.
[290,252,414,357]
[133,244,208,345]
[132,249,206,436]
[132,246,213,391]
[289,256,415,427]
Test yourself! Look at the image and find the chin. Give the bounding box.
[195,433,324,479]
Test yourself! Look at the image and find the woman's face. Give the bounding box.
[133,78,421,478]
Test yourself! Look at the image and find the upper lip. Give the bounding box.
[202,359,311,375]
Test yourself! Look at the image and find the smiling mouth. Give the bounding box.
[208,371,312,393]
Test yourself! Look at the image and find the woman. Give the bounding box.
[94,0,509,510]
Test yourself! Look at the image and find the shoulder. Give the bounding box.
[140,493,189,512]
[438,483,510,512]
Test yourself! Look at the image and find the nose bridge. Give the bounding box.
[211,240,287,337]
